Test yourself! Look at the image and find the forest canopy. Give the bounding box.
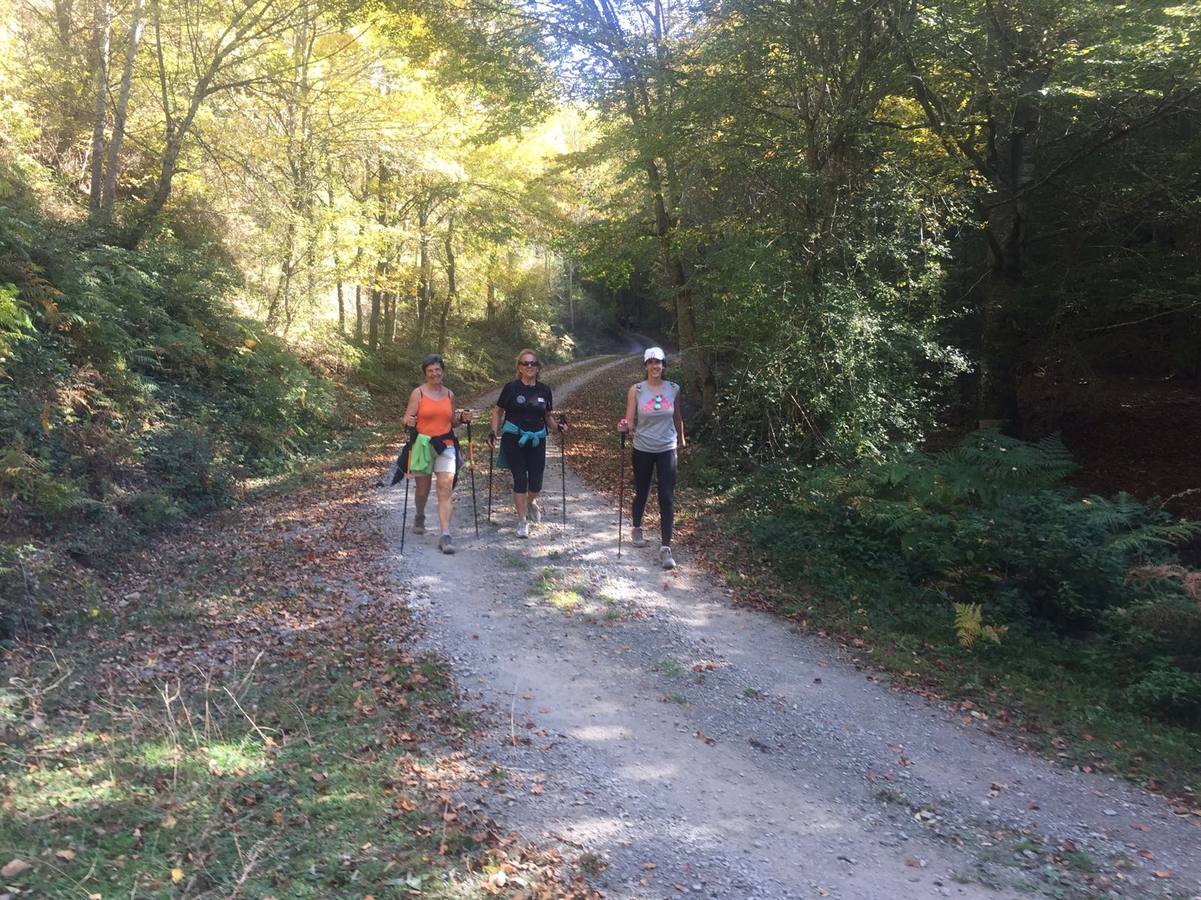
[1,0,1198,537]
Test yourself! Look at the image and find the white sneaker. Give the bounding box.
[660,547,676,570]
[528,499,542,523]
[631,526,648,548]
[516,520,529,539]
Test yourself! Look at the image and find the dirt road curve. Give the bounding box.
[380,357,1201,899]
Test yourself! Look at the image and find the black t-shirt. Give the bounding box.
[496,379,553,432]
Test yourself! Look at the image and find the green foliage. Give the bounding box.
[1127,661,1201,725]
[0,439,88,523]
[1122,596,1201,658]
[0,195,361,547]
[0,281,32,360]
[701,171,967,462]
[748,432,1200,630]
[143,424,230,512]
[738,430,1201,726]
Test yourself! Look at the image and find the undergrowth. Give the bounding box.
[686,430,1201,795]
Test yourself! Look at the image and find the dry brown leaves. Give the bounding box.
[5,440,600,897]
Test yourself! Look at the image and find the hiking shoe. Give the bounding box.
[631,526,648,548]
[516,520,529,539]
[413,514,426,535]
[528,499,542,523]
[660,547,676,570]
[438,534,455,554]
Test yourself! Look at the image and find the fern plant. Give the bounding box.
[953,603,1009,648]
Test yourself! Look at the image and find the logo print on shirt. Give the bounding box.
[516,394,526,404]
[641,393,673,414]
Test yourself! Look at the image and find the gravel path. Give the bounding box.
[379,358,1201,899]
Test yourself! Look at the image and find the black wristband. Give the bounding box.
[488,430,497,441]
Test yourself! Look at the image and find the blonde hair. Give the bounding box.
[514,349,542,378]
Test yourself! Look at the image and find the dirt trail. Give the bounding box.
[380,358,1201,899]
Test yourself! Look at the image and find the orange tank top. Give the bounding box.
[415,389,453,436]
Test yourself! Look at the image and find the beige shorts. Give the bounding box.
[432,446,456,475]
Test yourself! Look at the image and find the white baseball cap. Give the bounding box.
[643,347,665,362]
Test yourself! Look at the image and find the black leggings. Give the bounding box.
[631,448,677,547]
[501,433,547,494]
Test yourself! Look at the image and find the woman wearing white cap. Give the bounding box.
[617,347,685,569]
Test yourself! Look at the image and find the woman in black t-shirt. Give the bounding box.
[489,349,564,538]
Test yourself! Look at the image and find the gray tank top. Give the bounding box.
[632,380,680,453]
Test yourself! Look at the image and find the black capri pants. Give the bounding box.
[631,447,677,546]
[502,433,548,494]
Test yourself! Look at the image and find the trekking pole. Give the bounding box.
[466,420,479,537]
[487,437,494,524]
[400,471,410,555]
[617,431,626,557]
[558,414,568,525]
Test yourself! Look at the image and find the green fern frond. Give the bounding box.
[953,602,983,648]
[953,602,1008,649]
[1109,520,1201,555]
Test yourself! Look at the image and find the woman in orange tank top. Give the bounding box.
[401,354,473,554]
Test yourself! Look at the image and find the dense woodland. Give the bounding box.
[3,0,1200,724]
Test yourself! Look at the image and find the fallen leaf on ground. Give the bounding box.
[2,858,31,877]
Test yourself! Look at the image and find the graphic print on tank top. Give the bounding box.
[639,389,674,416]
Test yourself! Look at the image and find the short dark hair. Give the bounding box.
[421,353,444,373]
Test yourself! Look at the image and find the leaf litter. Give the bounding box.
[0,441,598,897]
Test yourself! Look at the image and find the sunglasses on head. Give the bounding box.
[520,359,540,368]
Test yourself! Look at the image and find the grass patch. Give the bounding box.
[0,442,596,897]
[652,658,685,678]
[0,654,473,897]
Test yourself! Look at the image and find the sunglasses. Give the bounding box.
[653,394,664,411]
[520,360,541,368]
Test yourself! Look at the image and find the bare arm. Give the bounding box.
[674,405,686,449]
[402,387,421,428]
[619,384,637,432]
[450,391,472,425]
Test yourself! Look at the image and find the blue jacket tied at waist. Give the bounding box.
[502,420,547,446]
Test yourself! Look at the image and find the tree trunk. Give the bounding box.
[438,214,457,354]
[415,204,431,344]
[351,240,364,343]
[336,280,345,335]
[354,283,363,343]
[645,157,716,411]
[382,291,395,346]
[437,294,453,355]
[98,0,143,224]
[368,288,380,351]
[87,0,111,221]
[973,43,1045,429]
[125,0,289,248]
[267,218,297,332]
